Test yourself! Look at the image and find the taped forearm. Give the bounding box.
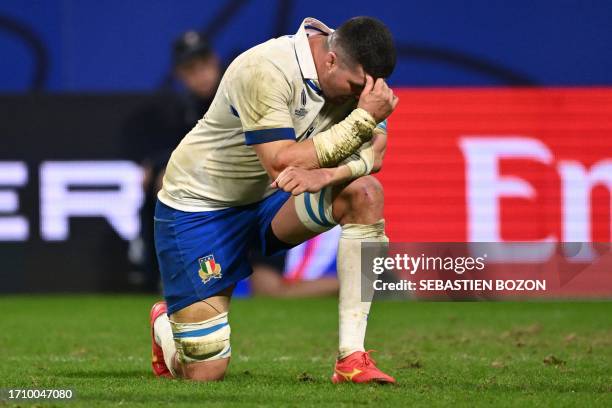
[340,126,386,178]
[341,141,374,178]
[312,108,376,167]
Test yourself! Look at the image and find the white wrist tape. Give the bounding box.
[312,108,376,167]
[342,140,375,178]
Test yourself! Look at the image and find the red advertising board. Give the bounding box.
[377,88,612,297]
[379,88,612,243]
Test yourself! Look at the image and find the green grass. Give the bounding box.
[0,296,611,407]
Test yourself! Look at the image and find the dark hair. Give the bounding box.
[333,16,396,79]
[172,30,213,67]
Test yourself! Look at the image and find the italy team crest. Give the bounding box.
[198,255,222,284]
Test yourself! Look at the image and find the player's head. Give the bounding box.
[318,16,396,104]
[172,31,221,98]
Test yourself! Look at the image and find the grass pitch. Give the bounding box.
[1,296,611,407]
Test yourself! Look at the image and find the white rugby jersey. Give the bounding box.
[158,17,385,212]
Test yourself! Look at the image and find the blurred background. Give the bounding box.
[2,0,612,90]
[1,0,611,296]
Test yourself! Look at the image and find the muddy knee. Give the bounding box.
[334,176,384,224]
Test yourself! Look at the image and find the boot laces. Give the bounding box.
[362,350,377,366]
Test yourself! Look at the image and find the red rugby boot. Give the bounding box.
[331,351,396,384]
[150,301,172,378]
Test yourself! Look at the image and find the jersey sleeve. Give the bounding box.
[226,59,295,145]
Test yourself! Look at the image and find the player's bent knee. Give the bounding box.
[342,176,384,208]
[333,176,384,224]
[171,312,232,381]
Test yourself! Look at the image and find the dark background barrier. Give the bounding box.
[0,94,167,292]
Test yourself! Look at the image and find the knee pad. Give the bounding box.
[170,312,231,364]
[295,186,337,233]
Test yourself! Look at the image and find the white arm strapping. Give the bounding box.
[341,141,374,178]
[341,126,386,178]
[312,108,376,168]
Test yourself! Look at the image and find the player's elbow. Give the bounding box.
[271,148,297,176]
[268,146,319,179]
[269,153,289,179]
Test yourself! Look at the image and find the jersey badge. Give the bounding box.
[294,88,309,117]
[198,255,223,284]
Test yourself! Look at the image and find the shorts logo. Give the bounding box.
[198,255,222,284]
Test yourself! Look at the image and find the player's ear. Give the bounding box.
[325,51,338,72]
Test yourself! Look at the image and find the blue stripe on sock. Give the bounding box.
[304,192,325,227]
[218,346,231,358]
[317,188,334,226]
[304,191,334,227]
[173,322,228,339]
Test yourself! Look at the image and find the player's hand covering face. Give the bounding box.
[356,75,399,123]
[320,54,398,122]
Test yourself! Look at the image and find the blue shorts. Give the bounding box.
[154,191,292,315]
